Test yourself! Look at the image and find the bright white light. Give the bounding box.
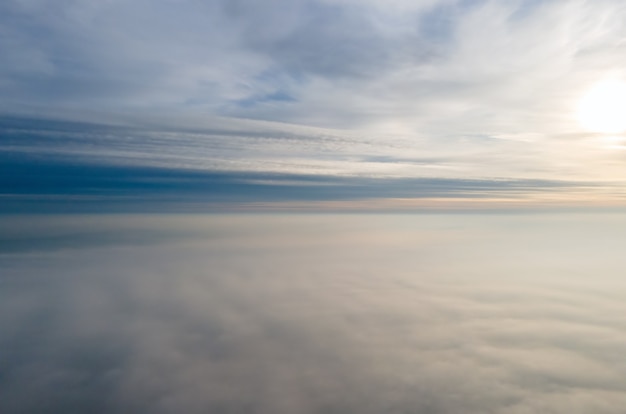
[577,79,626,134]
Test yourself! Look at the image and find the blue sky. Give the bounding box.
[2,0,626,211]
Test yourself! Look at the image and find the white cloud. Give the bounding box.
[2,214,626,413]
[3,0,626,194]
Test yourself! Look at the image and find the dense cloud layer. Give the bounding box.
[2,214,626,413]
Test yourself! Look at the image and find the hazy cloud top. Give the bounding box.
[2,214,626,413]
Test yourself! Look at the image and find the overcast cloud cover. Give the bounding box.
[4,3,626,413]
[3,0,626,209]
[3,214,626,413]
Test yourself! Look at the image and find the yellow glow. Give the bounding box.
[577,79,626,134]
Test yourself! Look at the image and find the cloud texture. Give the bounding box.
[3,1,626,208]
[3,0,626,131]
[2,214,626,413]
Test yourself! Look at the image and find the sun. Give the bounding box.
[577,79,626,134]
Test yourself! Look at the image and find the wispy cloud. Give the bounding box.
[3,1,626,209]
[4,114,614,212]
[3,0,625,129]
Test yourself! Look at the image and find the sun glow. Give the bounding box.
[577,79,626,134]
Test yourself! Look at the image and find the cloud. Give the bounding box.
[4,1,626,207]
[2,214,626,413]
[0,141,587,213]
[3,0,626,132]
[3,115,623,212]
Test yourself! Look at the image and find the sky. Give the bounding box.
[3,0,626,211]
[4,3,626,411]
